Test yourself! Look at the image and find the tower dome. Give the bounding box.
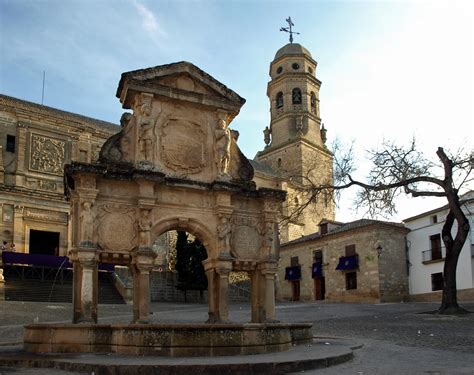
[274,43,312,60]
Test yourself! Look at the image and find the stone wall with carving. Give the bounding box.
[0,94,119,253]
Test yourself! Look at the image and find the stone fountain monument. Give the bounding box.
[23,62,312,356]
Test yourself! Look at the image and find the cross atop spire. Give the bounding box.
[280,17,300,44]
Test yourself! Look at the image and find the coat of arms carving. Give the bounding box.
[160,119,207,174]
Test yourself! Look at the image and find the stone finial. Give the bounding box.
[263,126,271,148]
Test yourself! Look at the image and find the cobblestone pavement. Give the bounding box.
[0,300,473,374]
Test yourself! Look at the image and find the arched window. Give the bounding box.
[276,92,284,109]
[292,88,302,104]
[310,92,316,113]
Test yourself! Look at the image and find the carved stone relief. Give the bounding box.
[97,204,136,252]
[160,119,207,174]
[29,134,66,176]
[215,119,231,178]
[217,215,231,251]
[137,95,155,165]
[25,177,58,192]
[24,208,68,224]
[138,208,153,247]
[230,216,260,259]
[79,201,95,245]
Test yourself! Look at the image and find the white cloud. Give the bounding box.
[131,0,166,39]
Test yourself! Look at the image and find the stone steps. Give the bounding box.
[1,273,125,305]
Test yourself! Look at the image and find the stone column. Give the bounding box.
[72,261,82,323]
[131,247,156,324]
[204,264,218,323]
[264,273,276,321]
[216,268,231,322]
[72,249,99,323]
[12,206,24,252]
[260,261,278,323]
[14,124,27,187]
[216,256,233,322]
[250,270,264,323]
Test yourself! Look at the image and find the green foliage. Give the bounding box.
[175,231,208,294]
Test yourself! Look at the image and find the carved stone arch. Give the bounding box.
[150,217,217,259]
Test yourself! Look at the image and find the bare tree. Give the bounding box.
[295,139,472,314]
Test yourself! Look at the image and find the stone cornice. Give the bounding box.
[257,138,333,159]
[64,162,285,201]
[271,53,318,68]
[123,78,243,115]
[280,220,409,250]
[268,73,322,92]
[0,94,119,135]
[116,61,246,111]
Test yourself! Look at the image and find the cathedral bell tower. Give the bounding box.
[255,41,335,241]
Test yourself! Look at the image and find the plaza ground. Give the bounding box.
[0,300,472,374]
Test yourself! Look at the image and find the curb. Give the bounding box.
[0,338,356,375]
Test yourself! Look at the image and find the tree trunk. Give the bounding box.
[438,207,470,315]
[439,242,465,314]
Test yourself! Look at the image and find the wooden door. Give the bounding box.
[314,277,325,300]
[292,280,300,301]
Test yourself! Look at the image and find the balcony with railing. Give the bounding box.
[421,246,446,264]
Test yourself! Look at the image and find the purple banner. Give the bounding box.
[1,251,114,272]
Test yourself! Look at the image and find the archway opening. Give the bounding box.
[148,229,210,305]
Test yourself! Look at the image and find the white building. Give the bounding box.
[404,192,474,301]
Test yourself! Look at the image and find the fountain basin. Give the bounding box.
[24,322,313,356]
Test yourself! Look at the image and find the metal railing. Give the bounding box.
[421,247,446,262]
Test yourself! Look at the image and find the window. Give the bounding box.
[6,135,15,153]
[346,272,357,290]
[276,92,284,109]
[79,150,88,162]
[292,88,302,104]
[308,66,313,74]
[310,92,316,113]
[320,223,328,235]
[291,256,299,267]
[276,66,283,74]
[430,215,438,224]
[345,244,356,257]
[313,250,323,263]
[430,234,442,260]
[431,272,443,291]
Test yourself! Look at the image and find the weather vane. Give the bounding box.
[280,17,300,44]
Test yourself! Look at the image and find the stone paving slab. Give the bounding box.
[0,337,358,375]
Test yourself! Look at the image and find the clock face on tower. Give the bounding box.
[292,63,300,70]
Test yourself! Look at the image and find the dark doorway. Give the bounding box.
[314,277,325,300]
[291,280,300,301]
[29,230,60,256]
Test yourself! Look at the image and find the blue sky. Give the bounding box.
[1,0,472,221]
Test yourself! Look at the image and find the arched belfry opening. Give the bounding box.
[65,62,286,324]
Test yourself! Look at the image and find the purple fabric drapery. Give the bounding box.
[1,251,114,271]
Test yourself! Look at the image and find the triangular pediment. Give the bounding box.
[117,62,245,112]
